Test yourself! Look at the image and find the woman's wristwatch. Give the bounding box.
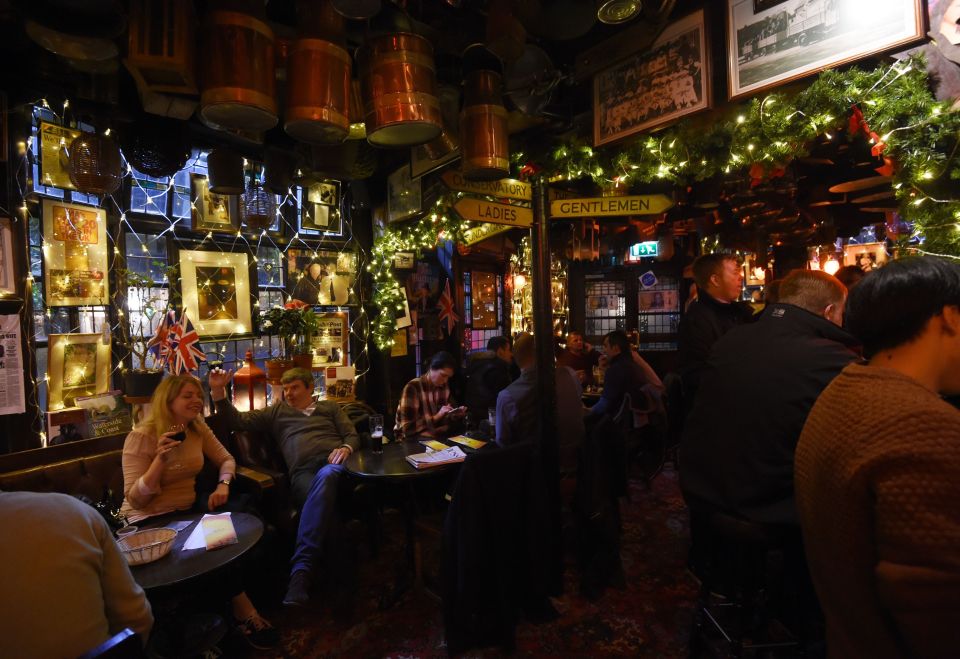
[218,477,232,487]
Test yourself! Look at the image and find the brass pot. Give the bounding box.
[285,38,351,144]
[460,70,509,181]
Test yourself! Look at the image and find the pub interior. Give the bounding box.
[1,0,959,657]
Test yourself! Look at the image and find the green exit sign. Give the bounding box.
[628,241,659,260]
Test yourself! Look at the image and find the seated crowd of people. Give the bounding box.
[3,254,958,658]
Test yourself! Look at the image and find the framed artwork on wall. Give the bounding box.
[387,165,422,222]
[179,249,253,336]
[191,174,238,233]
[843,242,888,270]
[594,9,709,146]
[39,121,81,190]
[48,333,111,410]
[726,0,926,100]
[286,249,355,306]
[301,200,343,235]
[42,201,109,307]
[0,217,15,296]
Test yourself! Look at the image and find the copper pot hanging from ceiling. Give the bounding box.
[285,0,352,144]
[331,0,380,20]
[207,148,245,195]
[359,32,442,148]
[200,4,278,131]
[460,68,509,181]
[485,0,526,62]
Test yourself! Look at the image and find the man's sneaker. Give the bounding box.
[234,612,280,650]
[283,570,311,607]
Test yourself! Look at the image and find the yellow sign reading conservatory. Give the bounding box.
[549,194,674,218]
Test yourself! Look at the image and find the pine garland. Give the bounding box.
[371,55,960,348]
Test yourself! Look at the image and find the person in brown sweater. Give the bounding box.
[796,256,960,658]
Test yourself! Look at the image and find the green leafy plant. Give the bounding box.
[259,300,316,357]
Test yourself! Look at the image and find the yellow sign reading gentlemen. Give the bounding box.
[549,195,674,218]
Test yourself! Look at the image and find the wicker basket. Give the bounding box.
[242,179,276,231]
[68,132,123,195]
[117,528,177,566]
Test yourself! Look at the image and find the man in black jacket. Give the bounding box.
[680,269,858,526]
[463,336,514,425]
[677,253,754,408]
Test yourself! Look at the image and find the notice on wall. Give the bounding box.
[0,315,25,415]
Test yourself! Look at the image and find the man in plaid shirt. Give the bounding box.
[395,351,466,440]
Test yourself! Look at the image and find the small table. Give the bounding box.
[131,511,264,591]
[346,442,457,606]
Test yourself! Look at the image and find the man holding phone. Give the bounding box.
[394,351,466,441]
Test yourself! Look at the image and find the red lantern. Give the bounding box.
[233,350,267,411]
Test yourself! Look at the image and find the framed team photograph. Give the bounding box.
[594,9,709,146]
[726,0,926,100]
[48,333,111,410]
[387,165,422,223]
[42,201,109,307]
[179,249,253,336]
[191,174,238,233]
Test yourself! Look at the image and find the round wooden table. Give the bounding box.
[131,511,264,591]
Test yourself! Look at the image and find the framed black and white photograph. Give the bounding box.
[594,9,709,146]
[301,201,343,236]
[307,180,340,207]
[191,174,239,233]
[727,0,926,100]
[387,165,422,223]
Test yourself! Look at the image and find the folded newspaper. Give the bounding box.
[405,446,467,469]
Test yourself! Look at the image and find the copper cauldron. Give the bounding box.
[285,38,351,144]
[200,10,278,131]
[359,33,442,148]
[460,69,509,181]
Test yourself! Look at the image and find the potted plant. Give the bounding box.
[115,265,178,397]
[259,300,316,378]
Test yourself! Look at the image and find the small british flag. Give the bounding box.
[167,311,207,374]
[438,279,459,336]
[145,310,178,364]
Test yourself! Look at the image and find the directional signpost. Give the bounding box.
[549,194,674,218]
[453,198,533,228]
[441,171,532,202]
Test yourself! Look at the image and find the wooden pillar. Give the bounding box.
[530,177,562,592]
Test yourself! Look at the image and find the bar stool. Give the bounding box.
[689,511,798,658]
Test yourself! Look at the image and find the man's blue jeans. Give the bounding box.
[290,462,347,576]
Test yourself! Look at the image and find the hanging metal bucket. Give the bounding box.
[200,10,278,131]
[285,38,351,144]
[207,148,245,195]
[460,70,509,181]
[359,33,442,148]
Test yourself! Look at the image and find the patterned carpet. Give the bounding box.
[229,465,697,658]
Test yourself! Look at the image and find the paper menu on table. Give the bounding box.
[405,446,466,469]
[181,513,238,551]
[446,435,488,450]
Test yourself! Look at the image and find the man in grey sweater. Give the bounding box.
[209,367,359,607]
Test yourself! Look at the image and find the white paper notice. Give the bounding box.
[181,513,232,551]
[0,315,25,415]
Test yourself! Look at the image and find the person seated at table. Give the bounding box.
[463,336,514,426]
[587,330,662,421]
[0,490,154,658]
[120,374,279,650]
[496,333,584,467]
[557,330,601,386]
[395,351,467,441]
[209,366,359,608]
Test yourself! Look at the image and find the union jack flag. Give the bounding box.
[438,279,459,336]
[167,311,207,374]
[145,310,178,364]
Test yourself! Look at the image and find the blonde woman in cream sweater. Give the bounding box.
[120,374,279,650]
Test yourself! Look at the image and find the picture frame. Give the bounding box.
[743,253,768,286]
[726,0,926,100]
[391,329,408,357]
[410,144,460,179]
[0,217,15,296]
[42,201,109,307]
[48,333,111,410]
[306,180,340,207]
[395,288,412,330]
[191,174,239,233]
[287,249,356,306]
[179,249,253,336]
[392,251,415,269]
[594,9,709,146]
[638,289,680,312]
[301,199,343,236]
[39,121,81,190]
[843,242,888,270]
[387,165,422,222]
[311,311,350,367]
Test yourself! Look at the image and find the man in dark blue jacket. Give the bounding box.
[587,330,657,420]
